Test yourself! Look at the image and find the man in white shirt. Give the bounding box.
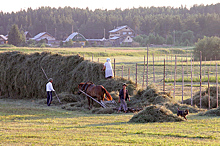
[46,78,55,106]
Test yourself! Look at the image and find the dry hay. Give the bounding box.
[183,86,220,109]
[0,51,136,100]
[198,107,220,116]
[129,105,184,123]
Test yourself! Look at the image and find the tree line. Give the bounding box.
[0,3,219,45]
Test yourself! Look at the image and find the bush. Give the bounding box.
[194,36,220,61]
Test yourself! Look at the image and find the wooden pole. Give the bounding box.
[128,68,130,80]
[153,53,155,83]
[114,58,115,78]
[216,63,218,108]
[143,55,145,88]
[136,63,137,88]
[208,67,210,109]
[163,59,165,91]
[200,51,202,109]
[98,58,99,62]
[191,53,193,106]
[146,47,149,87]
[182,65,184,104]
[174,55,177,99]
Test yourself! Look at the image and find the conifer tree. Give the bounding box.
[8,24,25,46]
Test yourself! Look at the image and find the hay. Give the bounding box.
[129,105,184,123]
[198,107,220,116]
[0,51,136,100]
[183,86,220,109]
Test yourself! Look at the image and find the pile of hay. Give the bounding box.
[0,51,136,100]
[183,86,220,109]
[198,107,220,116]
[129,105,184,123]
[127,84,201,114]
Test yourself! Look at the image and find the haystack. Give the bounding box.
[129,105,184,123]
[0,51,136,100]
[198,107,220,116]
[183,86,220,109]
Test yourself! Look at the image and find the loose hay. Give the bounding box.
[129,105,184,123]
[198,107,220,116]
[183,86,220,109]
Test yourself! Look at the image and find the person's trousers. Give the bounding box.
[118,99,127,112]
[47,91,53,106]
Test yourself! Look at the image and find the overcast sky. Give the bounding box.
[1,0,219,13]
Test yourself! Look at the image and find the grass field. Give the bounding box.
[0,98,220,145]
[0,46,220,145]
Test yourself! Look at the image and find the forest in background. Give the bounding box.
[0,3,219,43]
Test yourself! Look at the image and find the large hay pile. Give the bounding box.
[183,86,220,109]
[128,84,200,113]
[0,51,136,99]
[129,105,184,123]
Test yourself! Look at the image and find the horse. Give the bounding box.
[78,82,113,109]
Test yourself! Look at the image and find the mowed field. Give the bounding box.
[0,46,220,145]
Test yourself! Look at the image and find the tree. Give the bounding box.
[8,24,25,46]
[194,36,220,60]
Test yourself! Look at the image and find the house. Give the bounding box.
[63,32,87,47]
[0,35,8,44]
[24,31,32,41]
[109,25,135,46]
[31,32,55,44]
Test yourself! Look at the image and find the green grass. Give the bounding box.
[0,99,220,145]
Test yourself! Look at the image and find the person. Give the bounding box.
[102,58,114,79]
[46,78,55,106]
[118,83,130,113]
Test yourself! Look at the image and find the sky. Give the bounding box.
[1,0,219,13]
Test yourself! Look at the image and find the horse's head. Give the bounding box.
[78,83,85,95]
[106,94,113,101]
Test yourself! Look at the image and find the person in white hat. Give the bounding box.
[46,78,55,106]
[102,58,114,79]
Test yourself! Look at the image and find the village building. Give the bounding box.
[63,32,87,47]
[0,35,8,44]
[24,31,32,41]
[31,32,56,44]
[108,25,135,46]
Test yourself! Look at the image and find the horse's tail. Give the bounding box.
[101,86,113,101]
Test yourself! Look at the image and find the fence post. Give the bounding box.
[136,63,137,88]
[191,53,193,106]
[114,58,115,78]
[143,55,145,88]
[153,53,155,83]
[173,55,177,99]
[216,63,218,108]
[163,59,165,91]
[200,51,202,109]
[146,47,149,87]
[208,67,210,109]
[182,65,184,104]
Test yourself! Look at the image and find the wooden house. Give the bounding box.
[0,35,8,44]
[63,32,87,47]
[109,25,135,46]
[31,32,55,44]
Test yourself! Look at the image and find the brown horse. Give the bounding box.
[78,82,113,109]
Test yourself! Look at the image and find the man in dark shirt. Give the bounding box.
[118,83,130,113]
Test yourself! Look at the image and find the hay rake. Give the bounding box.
[78,89,107,108]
